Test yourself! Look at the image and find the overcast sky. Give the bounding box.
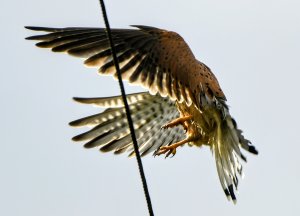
[1,0,300,215]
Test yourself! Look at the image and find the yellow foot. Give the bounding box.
[155,145,178,158]
[161,115,192,132]
[154,137,194,158]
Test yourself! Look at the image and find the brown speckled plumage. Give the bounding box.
[26,25,258,202]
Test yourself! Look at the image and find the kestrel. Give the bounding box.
[26,25,258,202]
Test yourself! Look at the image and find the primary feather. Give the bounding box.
[26,25,258,202]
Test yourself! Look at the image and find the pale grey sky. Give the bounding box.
[1,0,300,215]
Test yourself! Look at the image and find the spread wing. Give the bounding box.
[25,25,201,105]
[69,92,185,156]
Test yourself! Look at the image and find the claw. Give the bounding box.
[154,136,194,158]
[166,147,176,158]
[161,124,169,130]
[155,145,177,158]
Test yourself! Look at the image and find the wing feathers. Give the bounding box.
[26,26,199,104]
[70,92,185,156]
[52,35,105,52]
[72,92,150,107]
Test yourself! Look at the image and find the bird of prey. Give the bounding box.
[26,25,258,202]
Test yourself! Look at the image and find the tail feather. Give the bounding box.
[212,114,258,203]
[215,154,235,201]
[237,129,258,155]
[231,118,258,155]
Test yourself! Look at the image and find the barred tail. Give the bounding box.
[212,114,258,203]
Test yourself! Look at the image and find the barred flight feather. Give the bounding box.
[25,26,215,105]
[26,25,258,203]
[71,92,185,156]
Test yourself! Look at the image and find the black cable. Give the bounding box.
[98,1,154,215]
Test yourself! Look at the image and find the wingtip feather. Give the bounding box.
[69,120,79,127]
[25,26,42,31]
[72,134,84,142]
[25,26,62,32]
[72,97,87,104]
[249,146,259,155]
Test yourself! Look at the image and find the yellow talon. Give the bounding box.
[155,134,195,158]
[155,145,177,158]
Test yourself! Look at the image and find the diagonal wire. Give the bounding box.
[97,1,154,215]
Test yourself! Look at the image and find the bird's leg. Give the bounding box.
[156,115,195,157]
[155,136,195,158]
[162,115,192,132]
